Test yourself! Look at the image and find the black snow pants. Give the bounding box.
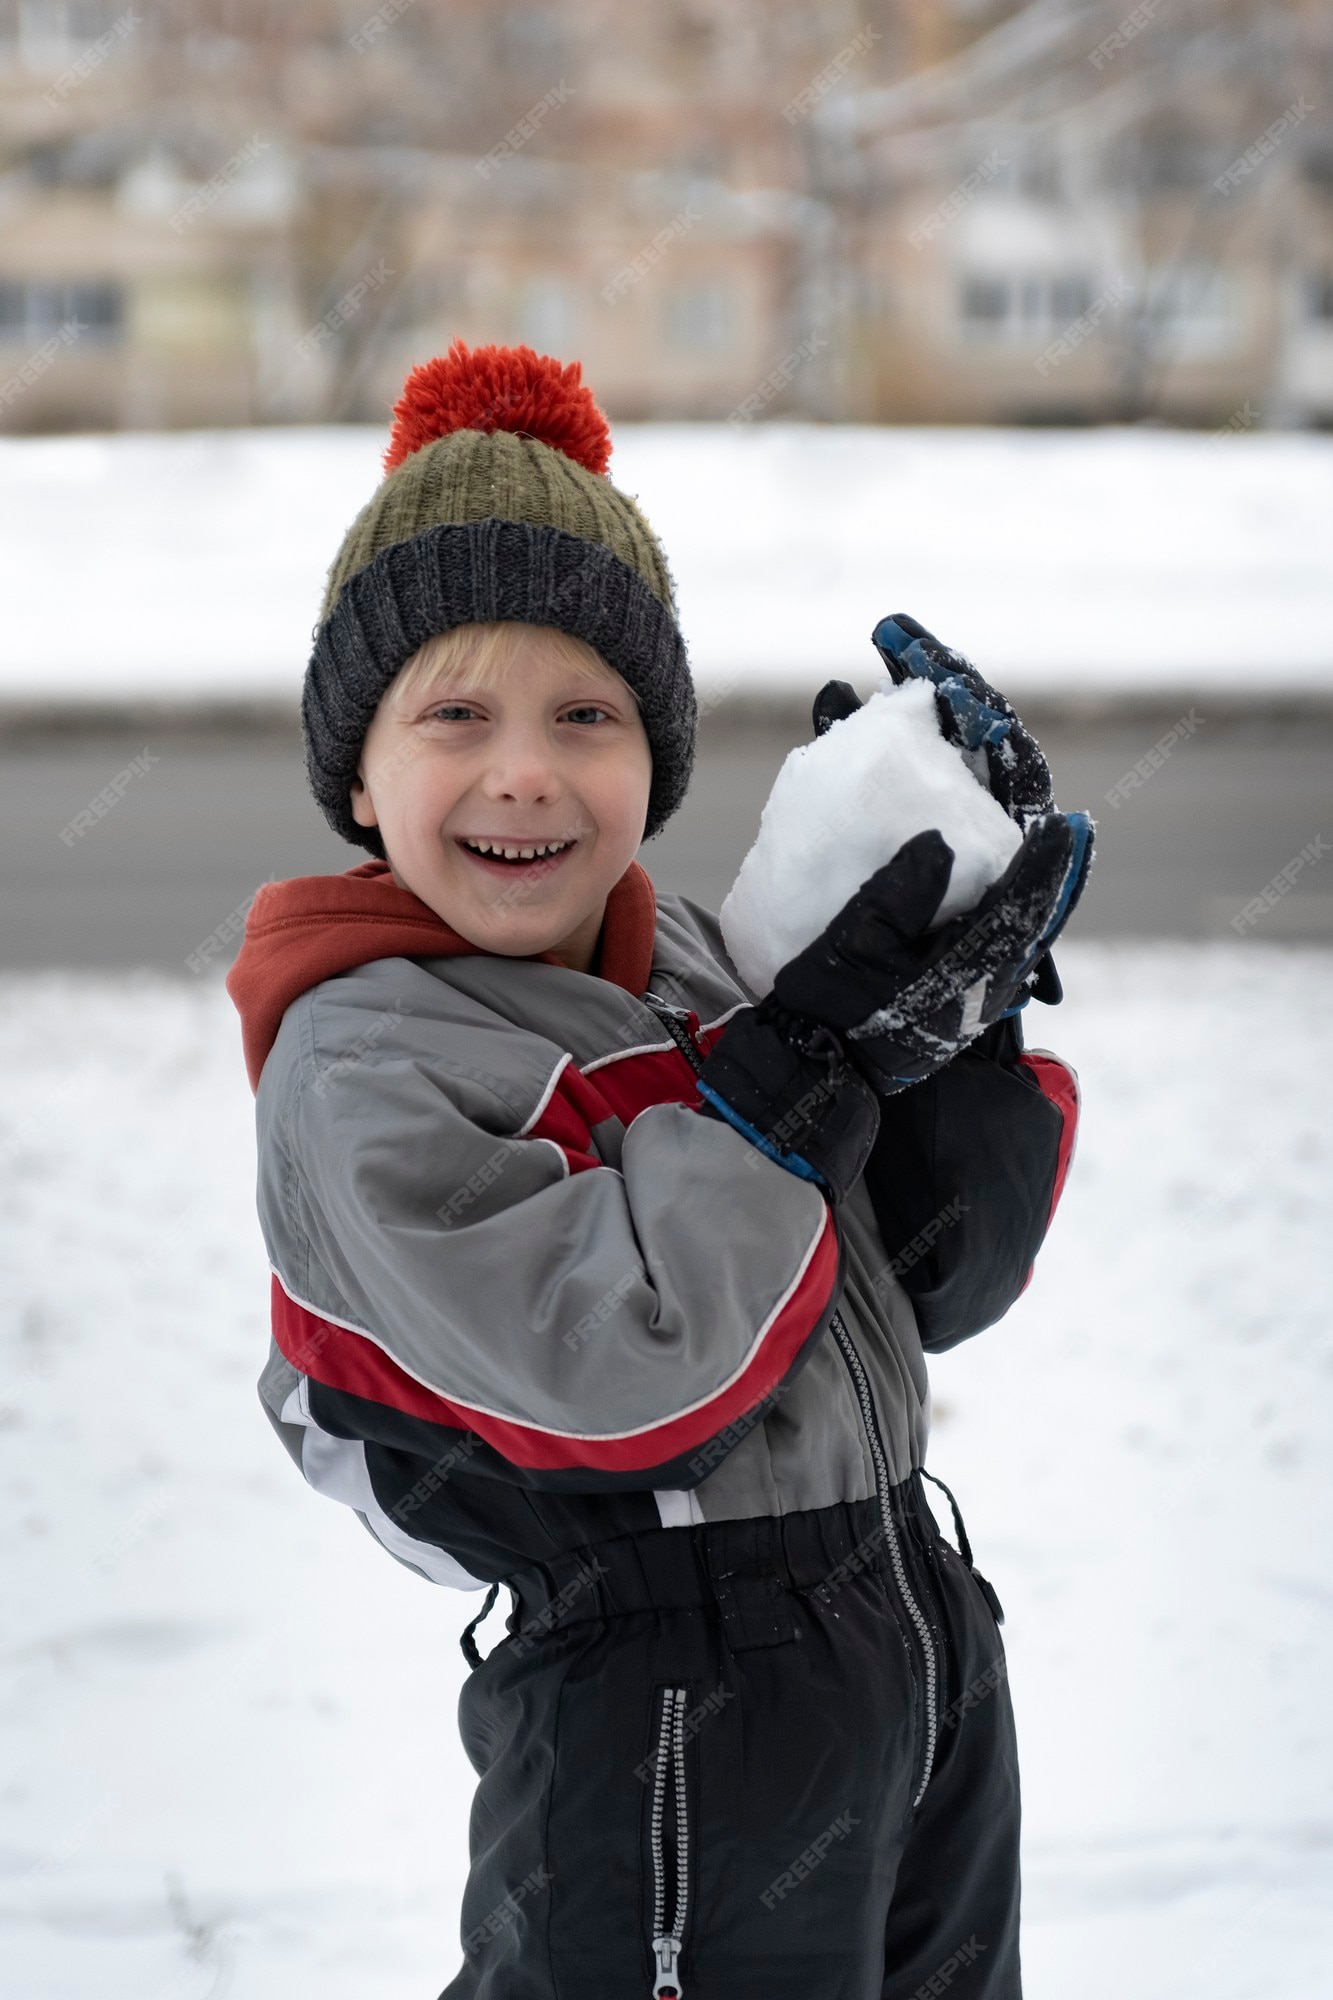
[440,1467,1020,2000]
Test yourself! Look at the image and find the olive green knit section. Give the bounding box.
[318,427,677,626]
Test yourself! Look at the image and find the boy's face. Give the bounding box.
[349,628,653,975]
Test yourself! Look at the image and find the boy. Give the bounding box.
[226,339,1091,1999]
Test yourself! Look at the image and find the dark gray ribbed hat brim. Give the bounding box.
[303,517,696,859]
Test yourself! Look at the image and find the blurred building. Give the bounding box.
[0,0,1330,432]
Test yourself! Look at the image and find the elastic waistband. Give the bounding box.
[499,1471,942,1651]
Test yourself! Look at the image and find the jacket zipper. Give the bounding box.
[645,995,943,1809]
[640,998,698,1989]
[644,996,708,1072]
[649,1684,689,1998]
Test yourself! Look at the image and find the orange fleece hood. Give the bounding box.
[225,856,659,1094]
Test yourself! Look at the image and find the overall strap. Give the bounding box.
[920,1467,1006,1627]
[919,1466,974,1570]
[459,1581,501,1669]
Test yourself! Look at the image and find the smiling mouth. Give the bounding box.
[454,836,579,874]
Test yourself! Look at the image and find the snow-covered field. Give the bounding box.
[2,423,1331,706]
[1,941,1330,1998]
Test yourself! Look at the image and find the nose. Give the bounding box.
[477,720,562,806]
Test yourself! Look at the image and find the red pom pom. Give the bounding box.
[383,338,612,477]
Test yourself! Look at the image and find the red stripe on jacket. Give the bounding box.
[522,1061,605,1174]
[269,1202,839,1473]
[528,1043,704,1172]
[1015,1051,1080,1296]
[1019,1052,1079,1221]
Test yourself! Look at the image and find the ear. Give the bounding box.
[349,765,378,829]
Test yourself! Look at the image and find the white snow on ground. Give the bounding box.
[1,423,1331,705]
[1,941,1330,1998]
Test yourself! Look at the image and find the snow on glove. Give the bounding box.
[812,636,1093,1010]
[868,610,1055,830]
[768,813,1094,1095]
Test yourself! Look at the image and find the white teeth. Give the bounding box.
[461,838,572,860]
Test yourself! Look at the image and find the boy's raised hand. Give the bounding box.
[698,810,1091,1196]
[694,622,1092,1190]
[812,611,1094,1012]
[765,813,1092,1095]
[815,610,1055,830]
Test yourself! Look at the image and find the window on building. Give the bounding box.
[1304,272,1333,322]
[661,280,735,352]
[1301,149,1333,192]
[959,275,1009,327]
[7,0,137,63]
[958,270,1098,339]
[1139,128,1214,192]
[0,277,124,343]
[1050,276,1093,320]
[1016,154,1058,201]
[26,130,122,187]
[669,8,716,66]
[1140,262,1239,358]
[498,4,568,72]
[1145,265,1229,325]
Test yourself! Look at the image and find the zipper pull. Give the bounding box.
[646,996,694,1032]
[651,1934,684,1997]
[645,996,708,1073]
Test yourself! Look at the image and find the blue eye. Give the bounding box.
[424,703,612,724]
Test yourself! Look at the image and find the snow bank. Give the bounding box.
[719,675,1023,994]
[1,943,1331,1996]
[1,423,1330,706]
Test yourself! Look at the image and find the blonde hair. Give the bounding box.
[388,620,638,712]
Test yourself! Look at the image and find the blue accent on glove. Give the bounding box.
[999,813,1094,1011]
[1038,810,1093,948]
[872,615,1013,754]
[930,664,1012,752]
[695,1080,826,1187]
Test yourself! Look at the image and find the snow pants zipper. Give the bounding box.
[648,1684,690,1999]
[828,1308,941,1809]
[645,994,943,1809]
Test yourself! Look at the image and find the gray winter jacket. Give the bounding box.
[229,857,1076,1595]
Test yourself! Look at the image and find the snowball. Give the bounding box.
[719,676,1024,997]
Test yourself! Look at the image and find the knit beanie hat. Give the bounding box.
[302,338,697,860]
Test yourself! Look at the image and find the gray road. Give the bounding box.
[4,713,1332,972]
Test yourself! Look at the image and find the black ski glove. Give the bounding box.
[696,614,1092,1186]
[694,805,1090,1188]
[869,610,1054,827]
[761,813,1093,1095]
[695,1002,881,1207]
[813,612,1093,1011]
